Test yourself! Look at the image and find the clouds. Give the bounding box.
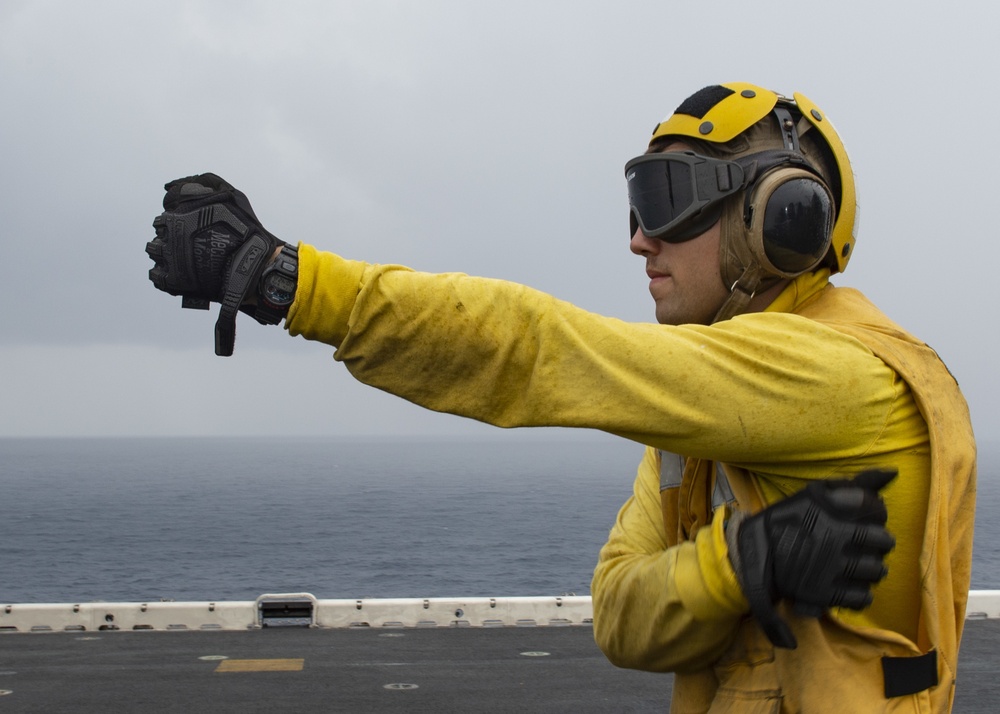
[2,0,998,438]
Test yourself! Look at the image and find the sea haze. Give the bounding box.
[0,437,995,603]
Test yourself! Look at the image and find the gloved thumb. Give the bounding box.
[850,468,897,493]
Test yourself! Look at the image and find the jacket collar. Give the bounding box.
[764,268,831,316]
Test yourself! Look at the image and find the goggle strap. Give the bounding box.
[705,161,742,197]
[737,149,816,184]
[736,150,824,225]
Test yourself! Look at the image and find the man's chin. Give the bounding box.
[654,301,715,327]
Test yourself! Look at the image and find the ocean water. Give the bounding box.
[0,436,996,604]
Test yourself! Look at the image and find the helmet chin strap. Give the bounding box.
[712,262,771,323]
[713,193,777,323]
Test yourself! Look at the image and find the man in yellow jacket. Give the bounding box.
[146,82,975,712]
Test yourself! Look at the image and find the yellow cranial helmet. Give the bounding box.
[647,82,858,276]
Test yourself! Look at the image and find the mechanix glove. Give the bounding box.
[729,468,897,649]
[145,173,286,356]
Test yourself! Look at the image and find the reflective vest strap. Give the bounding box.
[882,649,938,698]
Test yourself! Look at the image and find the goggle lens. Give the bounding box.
[625,152,743,243]
[627,160,695,231]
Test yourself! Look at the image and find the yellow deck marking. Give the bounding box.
[215,658,304,673]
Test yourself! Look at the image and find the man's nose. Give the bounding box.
[630,226,660,256]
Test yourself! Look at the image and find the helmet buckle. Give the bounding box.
[772,106,800,153]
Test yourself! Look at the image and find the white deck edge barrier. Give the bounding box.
[1,591,998,633]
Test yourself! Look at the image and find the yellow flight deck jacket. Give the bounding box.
[286,244,976,713]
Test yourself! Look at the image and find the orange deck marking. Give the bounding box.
[215,658,304,673]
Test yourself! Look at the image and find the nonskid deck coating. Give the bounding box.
[1,620,997,712]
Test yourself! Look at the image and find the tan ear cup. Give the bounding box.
[714,167,832,323]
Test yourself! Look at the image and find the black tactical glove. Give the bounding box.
[729,468,897,649]
[145,173,286,356]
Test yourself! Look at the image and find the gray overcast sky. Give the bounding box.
[2,0,998,442]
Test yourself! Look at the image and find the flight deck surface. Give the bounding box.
[1,620,997,712]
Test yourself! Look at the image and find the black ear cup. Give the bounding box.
[747,169,834,277]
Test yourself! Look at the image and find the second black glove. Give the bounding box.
[730,468,897,649]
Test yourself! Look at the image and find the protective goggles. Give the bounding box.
[625,152,746,243]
